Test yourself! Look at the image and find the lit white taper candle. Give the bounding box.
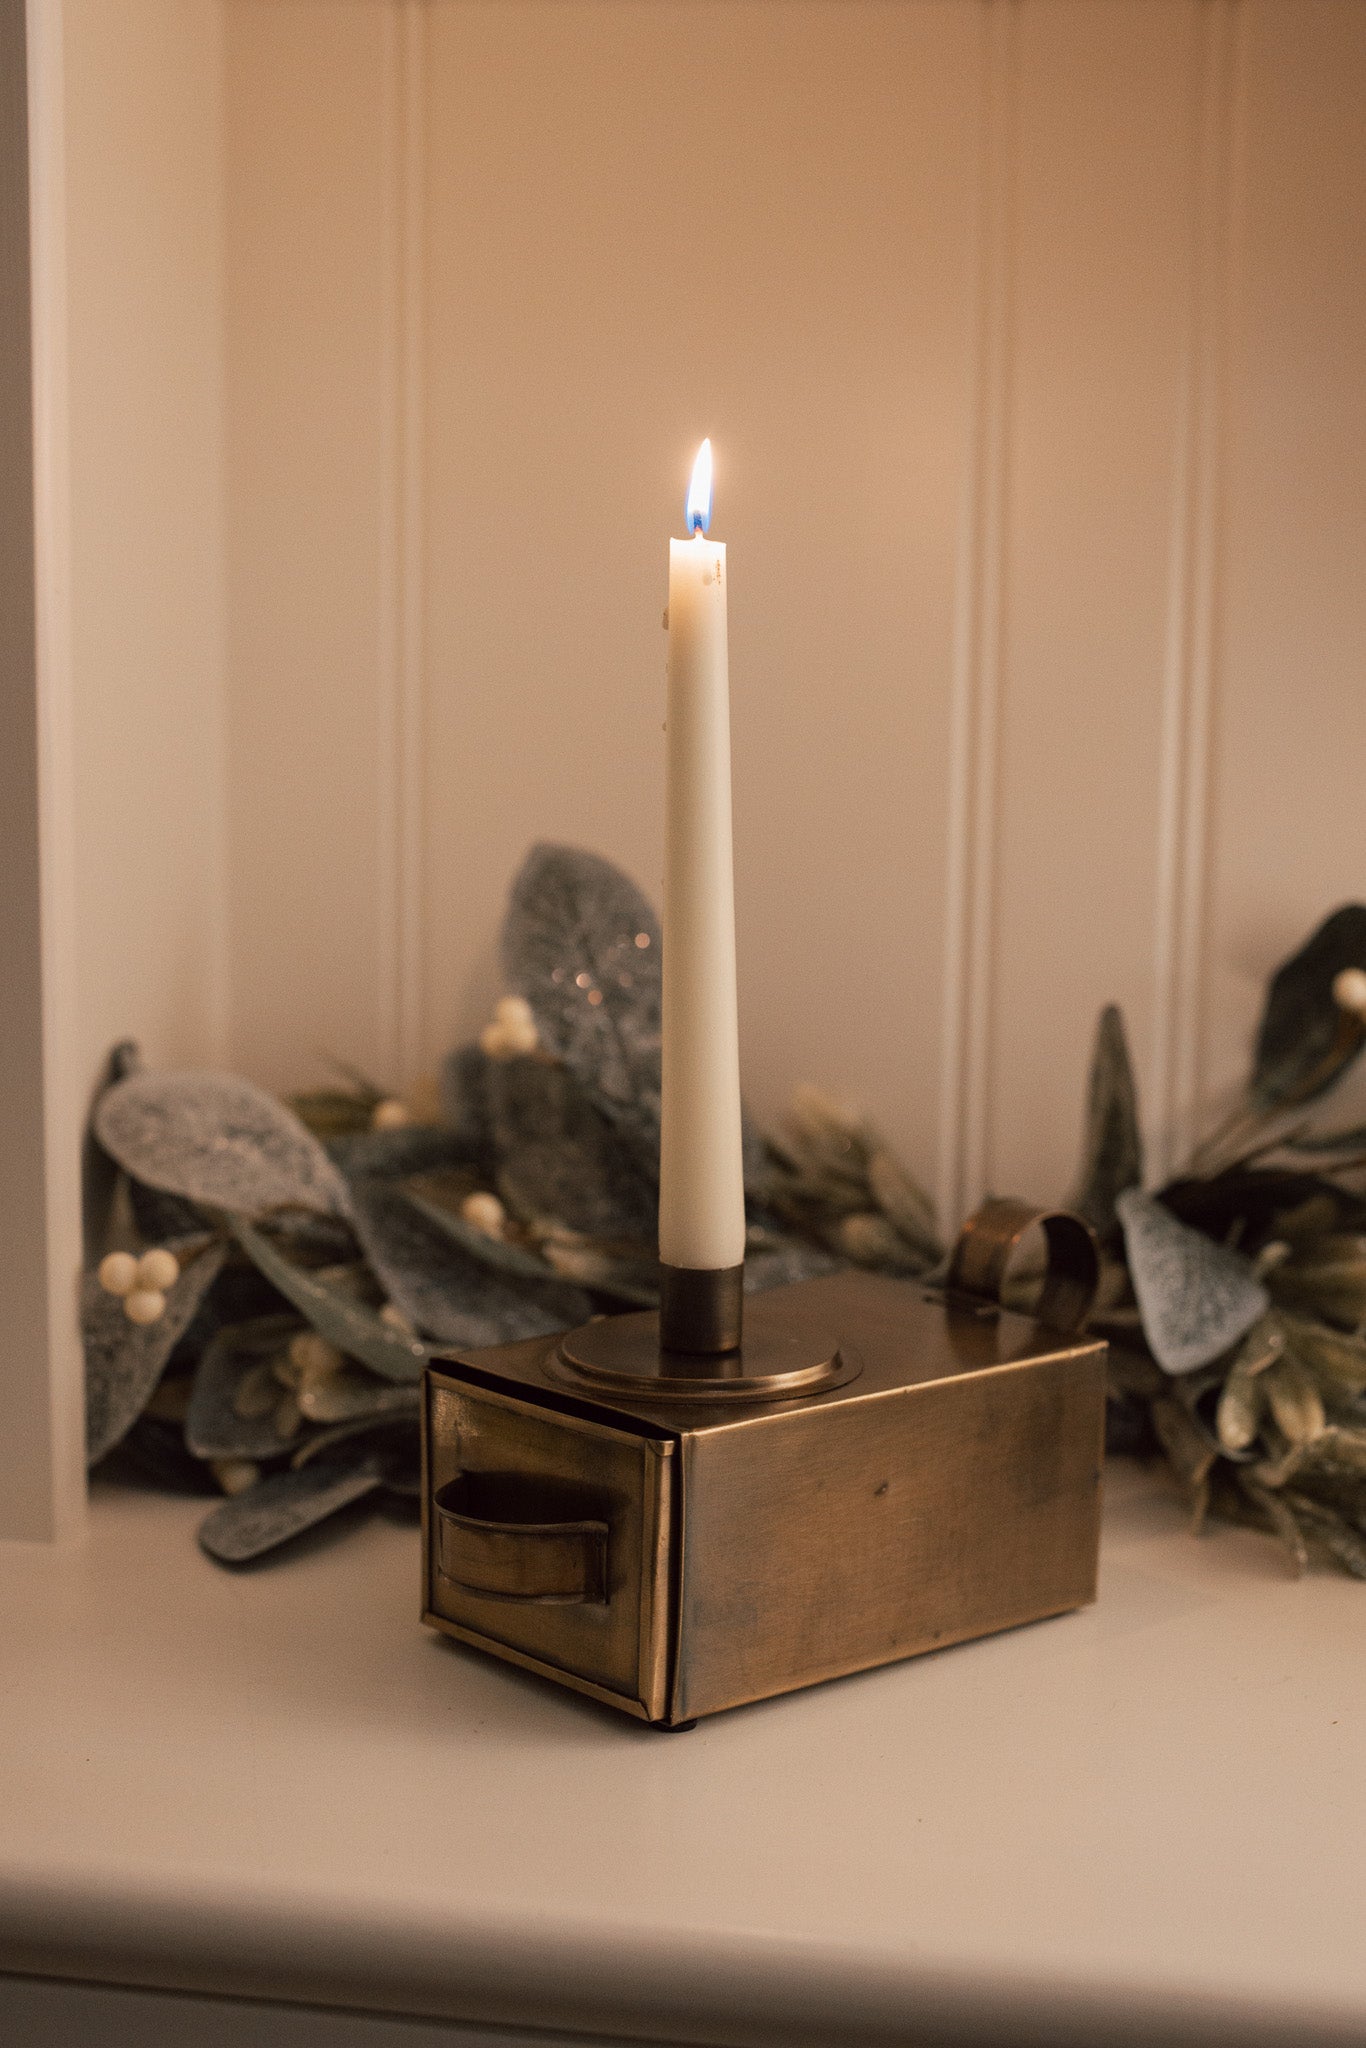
[659,440,747,1291]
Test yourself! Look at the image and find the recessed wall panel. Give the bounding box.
[1201,0,1366,1126]
[421,0,978,1186]
[984,0,1198,1204]
[225,0,396,1092]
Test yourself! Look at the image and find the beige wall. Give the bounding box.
[1,0,227,1537]
[35,0,1350,1257]
[219,0,1366,1224]
[65,0,228,1091]
[14,0,1360,1532]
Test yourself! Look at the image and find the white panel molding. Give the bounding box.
[376,0,428,1090]
[1149,0,1245,1178]
[936,0,1018,1231]
[29,0,84,1535]
[0,0,83,1542]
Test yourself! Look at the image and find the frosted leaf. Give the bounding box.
[744,1231,844,1293]
[502,844,662,1165]
[347,1176,591,1349]
[186,1315,304,1461]
[403,1176,570,1288]
[1253,904,1366,1109]
[541,1239,660,1307]
[1071,1005,1143,1242]
[328,1124,477,1184]
[96,1070,351,1220]
[198,1461,381,1565]
[488,1055,657,1241]
[229,1218,436,1384]
[293,1413,420,1490]
[85,1236,228,1465]
[1118,1189,1268,1376]
[439,1042,498,1176]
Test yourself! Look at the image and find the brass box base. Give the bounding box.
[421,1270,1106,1725]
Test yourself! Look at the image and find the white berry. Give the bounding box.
[123,1288,166,1325]
[211,1457,260,1497]
[136,1247,180,1292]
[98,1252,139,1297]
[287,1330,344,1382]
[461,1190,506,1238]
[371,1097,411,1130]
[480,994,538,1059]
[1333,967,1366,1017]
[494,994,535,1031]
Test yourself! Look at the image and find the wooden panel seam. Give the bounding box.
[936,0,1019,1229]
[376,0,428,1089]
[1150,0,1245,1176]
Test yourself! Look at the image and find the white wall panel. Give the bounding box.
[217,0,1366,1224]
[65,0,228,1089]
[980,0,1201,1206]
[225,0,401,1092]
[421,0,979,1181]
[7,0,228,1536]
[1201,0,1366,1129]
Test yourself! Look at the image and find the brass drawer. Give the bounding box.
[422,1366,676,1720]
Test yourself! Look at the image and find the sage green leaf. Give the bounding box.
[403,1174,568,1287]
[348,1175,591,1348]
[296,1362,418,1426]
[540,1235,661,1306]
[186,1315,302,1460]
[865,1149,940,1261]
[1118,1188,1268,1375]
[743,1228,843,1294]
[85,1236,228,1466]
[1268,1237,1366,1327]
[293,1418,419,1497]
[502,842,662,1166]
[1263,1354,1326,1445]
[835,1210,931,1276]
[1216,1359,1268,1454]
[96,1070,351,1219]
[489,1054,657,1240]
[1280,1316,1366,1396]
[1070,1004,1143,1242]
[1283,1491,1366,1578]
[329,1124,475,1183]
[229,1216,434,1383]
[1235,1472,1308,1576]
[198,1461,381,1565]
[1252,904,1366,1110]
[1151,1394,1216,1532]
[1300,1424,1366,1482]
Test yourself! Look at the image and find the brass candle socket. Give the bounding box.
[658,1262,744,1354]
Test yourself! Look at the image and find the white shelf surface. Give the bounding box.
[2,1461,1365,2047]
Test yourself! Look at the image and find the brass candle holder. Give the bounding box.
[421,1200,1106,1726]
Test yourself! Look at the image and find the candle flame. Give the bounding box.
[685,439,713,536]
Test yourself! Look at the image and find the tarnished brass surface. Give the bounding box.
[433,1474,608,1604]
[947,1198,1099,1333]
[550,1287,858,1402]
[423,1217,1106,1725]
[658,1262,744,1353]
[422,1373,674,1719]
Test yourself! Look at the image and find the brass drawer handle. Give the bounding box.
[434,1474,608,1605]
[946,1200,1100,1333]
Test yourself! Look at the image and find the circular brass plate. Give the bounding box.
[546,1292,860,1404]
